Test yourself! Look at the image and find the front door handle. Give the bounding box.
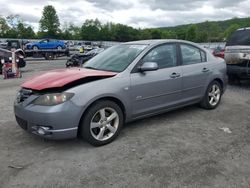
[170,72,181,78]
[202,68,210,73]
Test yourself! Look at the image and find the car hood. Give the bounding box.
[22,68,117,90]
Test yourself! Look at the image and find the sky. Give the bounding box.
[0,0,250,31]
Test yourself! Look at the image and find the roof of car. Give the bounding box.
[125,39,197,46]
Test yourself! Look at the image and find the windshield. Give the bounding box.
[226,29,250,46]
[83,44,148,72]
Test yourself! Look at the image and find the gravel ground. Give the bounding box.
[0,58,250,188]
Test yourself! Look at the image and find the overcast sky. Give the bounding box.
[0,0,250,30]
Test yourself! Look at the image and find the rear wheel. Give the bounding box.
[200,81,222,109]
[80,100,124,146]
[32,46,39,50]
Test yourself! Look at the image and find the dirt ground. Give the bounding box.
[0,58,250,188]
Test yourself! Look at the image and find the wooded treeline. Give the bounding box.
[0,5,249,42]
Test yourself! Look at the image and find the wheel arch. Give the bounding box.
[77,96,127,136]
[213,78,224,90]
[32,45,39,49]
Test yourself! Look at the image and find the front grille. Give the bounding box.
[15,116,28,130]
[17,88,33,103]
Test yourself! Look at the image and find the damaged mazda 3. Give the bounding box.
[14,40,227,146]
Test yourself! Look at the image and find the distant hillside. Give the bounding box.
[156,17,250,42]
[158,17,250,32]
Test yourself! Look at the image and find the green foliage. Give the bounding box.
[224,24,241,40]
[185,25,197,42]
[1,5,250,43]
[81,19,101,41]
[0,15,35,38]
[39,5,60,38]
[0,16,10,37]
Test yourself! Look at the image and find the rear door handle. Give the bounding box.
[170,72,181,78]
[202,68,210,73]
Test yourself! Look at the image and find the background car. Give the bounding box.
[25,39,66,50]
[14,40,227,146]
[212,46,225,59]
[224,28,250,80]
[66,48,105,67]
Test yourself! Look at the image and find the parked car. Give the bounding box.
[212,46,225,59]
[14,40,227,146]
[66,48,105,67]
[25,39,66,50]
[0,41,7,49]
[224,28,250,80]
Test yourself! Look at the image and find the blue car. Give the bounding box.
[26,39,66,50]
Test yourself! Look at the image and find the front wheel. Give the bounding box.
[79,100,124,146]
[200,81,222,109]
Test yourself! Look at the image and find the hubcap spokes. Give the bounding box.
[90,108,119,141]
[208,85,221,106]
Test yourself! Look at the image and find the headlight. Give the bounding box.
[33,92,74,106]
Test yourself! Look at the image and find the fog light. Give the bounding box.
[37,127,46,135]
[36,126,51,135]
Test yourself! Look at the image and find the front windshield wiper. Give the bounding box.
[83,66,100,70]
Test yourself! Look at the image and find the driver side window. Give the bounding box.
[142,44,177,69]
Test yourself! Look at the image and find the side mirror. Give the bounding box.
[139,62,158,72]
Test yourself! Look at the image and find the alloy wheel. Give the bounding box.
[208,84,221,106]
[90,107,119,141]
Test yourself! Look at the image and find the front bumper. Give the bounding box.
[14,97,83,140]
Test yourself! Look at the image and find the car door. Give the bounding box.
[46,39,54,49]
[179,43,211,102]
[39,40,48,49]
[130,43,182,117]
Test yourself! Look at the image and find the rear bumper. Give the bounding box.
[227,63,250,79]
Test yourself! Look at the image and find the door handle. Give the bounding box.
[170,72,181,78]
[202,68,210,73]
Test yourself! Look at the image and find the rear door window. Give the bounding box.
[180,44,206,65]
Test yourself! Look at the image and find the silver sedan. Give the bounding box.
[14,40,227,146]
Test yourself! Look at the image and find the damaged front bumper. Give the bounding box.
[14,90,82,140]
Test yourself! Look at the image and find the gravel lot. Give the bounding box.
[0,58,250,188]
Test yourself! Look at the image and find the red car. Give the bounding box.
[213,47,225,59]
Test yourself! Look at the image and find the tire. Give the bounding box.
[200,81,222,110]
[80,100,124,146]
[44,52,54,60]
[32,46,39,50]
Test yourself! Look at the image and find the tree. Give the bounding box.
[176,29,186,40]
[161,30,176,39]
[6,15,22,29]
[39,5,60,38]
[186,25,197,42]
[224,24,240,40]
[81,19,101,40]
[202,21,221,42]
[139,29,152,40]
[150,29,162,39]
[0,16,9,37]
[17,23,35,38]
